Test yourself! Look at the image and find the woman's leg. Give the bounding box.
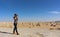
[13,23,16,34]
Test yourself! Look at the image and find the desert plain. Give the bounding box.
[0,22,60,37]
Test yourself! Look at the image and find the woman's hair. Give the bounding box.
[14,13,18,16]
[14,14,18,20]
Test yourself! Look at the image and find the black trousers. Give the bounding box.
[13,23,18,33]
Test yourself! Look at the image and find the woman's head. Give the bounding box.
[14,13,18,16]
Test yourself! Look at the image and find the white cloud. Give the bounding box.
[49,11,60,14]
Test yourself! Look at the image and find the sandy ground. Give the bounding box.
[0,22,60,37]
[0,28,60,37]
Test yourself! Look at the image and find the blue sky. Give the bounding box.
[0,0,60,22]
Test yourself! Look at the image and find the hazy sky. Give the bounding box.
[0,0,60,22]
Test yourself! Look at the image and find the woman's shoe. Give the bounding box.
[17,33,19,35]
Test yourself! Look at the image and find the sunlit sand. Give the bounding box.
[0,22,60,37]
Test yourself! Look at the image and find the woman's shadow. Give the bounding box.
[0,31,13,34]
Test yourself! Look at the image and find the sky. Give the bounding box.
[0,0,60,22]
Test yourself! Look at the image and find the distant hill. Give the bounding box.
[55,21,60,23]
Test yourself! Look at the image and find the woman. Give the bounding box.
[13,14,19,35]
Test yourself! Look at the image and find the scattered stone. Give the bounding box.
[56,28,60,30]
